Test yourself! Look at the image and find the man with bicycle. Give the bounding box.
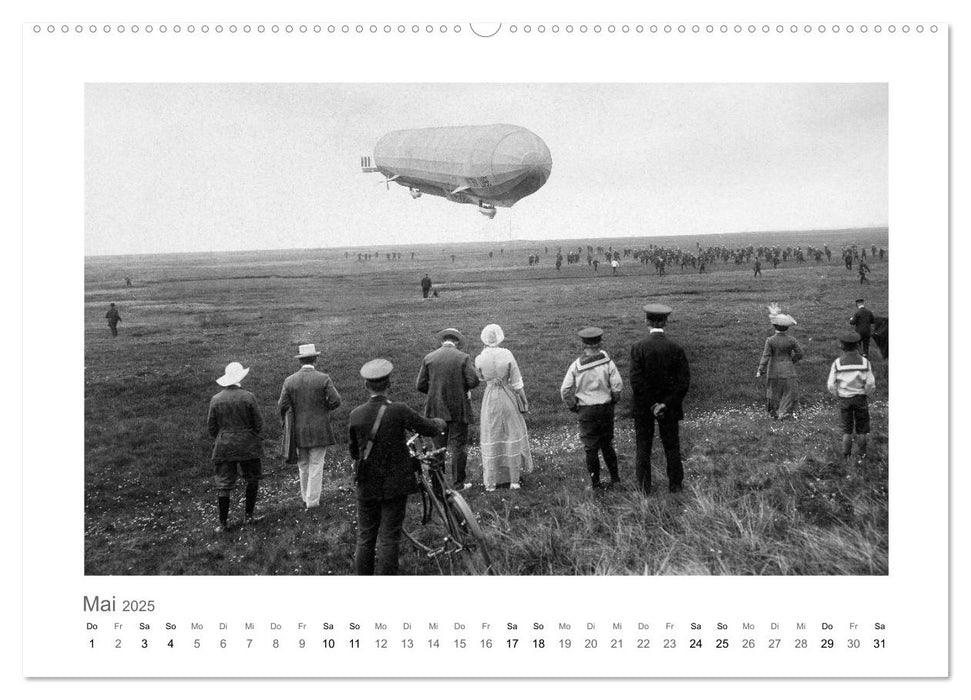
[349,359,446,575]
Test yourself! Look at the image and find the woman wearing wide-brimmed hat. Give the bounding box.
[474,324,534,491]
[207,361,264,532]
[756,304,805,419]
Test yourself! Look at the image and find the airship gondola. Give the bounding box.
[362,124,552,218]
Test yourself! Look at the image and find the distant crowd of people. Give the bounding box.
[204,298,886,575]
[519,241,886,278]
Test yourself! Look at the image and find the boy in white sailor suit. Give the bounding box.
[826,331,877,465]
[560,327,624,489]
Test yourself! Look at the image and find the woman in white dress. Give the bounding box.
[474,324,534,491]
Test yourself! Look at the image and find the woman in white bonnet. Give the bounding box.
[474,324,534,491]
[756,304,805,420]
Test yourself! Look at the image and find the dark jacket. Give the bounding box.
[850,307,876,337]
[416,344,480,423]
[278,366,342,448]
[348,396,443,500]
[757,332,804,378]
[872,316,889,359]
[207,386,264,462]
[105,308,121,323]
[629,330,691,420]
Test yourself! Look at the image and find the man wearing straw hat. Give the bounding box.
[278,343,342,509]
[416,328,480,491]
[629,304,691,495]
[207,361,264,533]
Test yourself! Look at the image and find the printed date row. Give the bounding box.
[89,637,888,650]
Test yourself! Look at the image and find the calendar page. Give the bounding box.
[20,0,952,686]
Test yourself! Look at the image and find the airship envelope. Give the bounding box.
[362,124,552,217]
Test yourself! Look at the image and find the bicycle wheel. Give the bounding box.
[403,475,456,574]
[445,492,494,575]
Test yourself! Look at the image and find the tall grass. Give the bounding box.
[84,230,889,575]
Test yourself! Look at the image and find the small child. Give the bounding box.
[826,332,876,465]
[560,327,624,490]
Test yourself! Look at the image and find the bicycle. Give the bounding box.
[403,434,494,575]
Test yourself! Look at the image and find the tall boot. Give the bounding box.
[245,482,258,517]
[217,496,230,532]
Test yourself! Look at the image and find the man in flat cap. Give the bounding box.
[849,299,876,358]
[278,343,342,510]
[560,327,624,490]
[421,274,433,299]
[416,328,480,491]
[629,304,691,494]
[349,359,446,575]
[207,361,264,532]
[827,331,877,465]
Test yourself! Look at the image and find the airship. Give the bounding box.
[361,124,552,218]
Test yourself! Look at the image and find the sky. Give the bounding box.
[85,83,887,256]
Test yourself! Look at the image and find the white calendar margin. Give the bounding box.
[20,5,948,681]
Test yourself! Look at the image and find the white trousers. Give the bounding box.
[296,446,328,507]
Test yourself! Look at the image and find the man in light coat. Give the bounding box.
[278,343,342,509]
[416,328,480,490]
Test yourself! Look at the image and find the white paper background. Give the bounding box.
[9,0,967,697]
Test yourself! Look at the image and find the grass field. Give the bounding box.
[84,228,889,576]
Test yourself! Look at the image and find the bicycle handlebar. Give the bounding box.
[406,434,447,461]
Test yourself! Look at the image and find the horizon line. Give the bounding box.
[84,225,890,259]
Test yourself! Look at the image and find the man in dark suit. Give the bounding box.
[416,328,480,490]
[349,359,446,575]
[629,304,691,495]
[105,303,121,337]
[278,343,342,509]
[872,315,889,360]
[849,299,876,357]
[420,274,432,299]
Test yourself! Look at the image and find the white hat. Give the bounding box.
[766,302,796,327]
[480,323,505,347]
[216,361,250,387]
[295,343,321,359]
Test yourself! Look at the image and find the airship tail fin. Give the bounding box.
[361,155,378,173]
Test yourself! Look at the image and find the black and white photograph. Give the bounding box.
[83,82,889,576]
